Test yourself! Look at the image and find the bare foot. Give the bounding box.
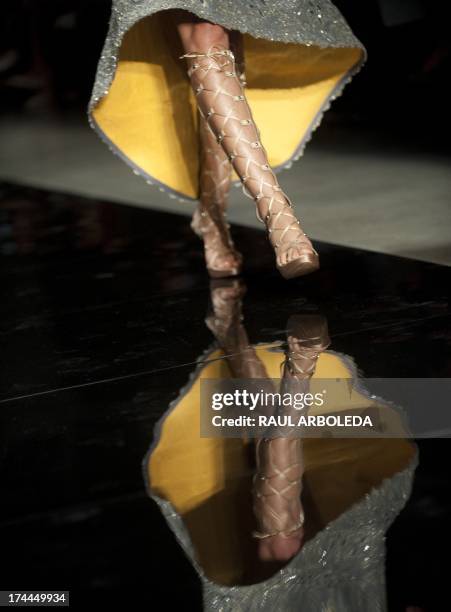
[257,524,304,562]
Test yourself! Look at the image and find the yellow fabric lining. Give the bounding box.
[92,12,364,200]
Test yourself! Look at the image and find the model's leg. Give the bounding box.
[176,18,319,280]
[191,113,242,277]
[172,12,239,277]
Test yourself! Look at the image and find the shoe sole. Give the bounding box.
[278,254,320,280]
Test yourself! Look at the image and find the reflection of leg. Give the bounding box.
[205,279,268,379]
[253,437,304,562]
[191,114,243,277]
[284,314,331,379]
[254,314,330,562]
[177,20,319,280]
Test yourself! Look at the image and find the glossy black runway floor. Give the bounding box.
[1,182,450,610]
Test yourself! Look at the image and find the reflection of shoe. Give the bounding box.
[181,45,319,280]
[205,279,268,379]
[252,437,304,554]
[205,278,246,341]
[252,314,330,561]
[283,314,331,378]
[190,114,242,279]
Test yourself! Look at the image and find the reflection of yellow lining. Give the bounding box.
[148,348,415,586]
[92,13,364,200]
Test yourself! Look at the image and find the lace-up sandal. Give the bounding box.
[180,45,319,280]
[191,114,243,278]
[252,437,304,542]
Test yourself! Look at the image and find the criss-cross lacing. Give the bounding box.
[191,114,242,277]
[180,45,319,278]
[252,315,330,541]
[252,437,304,539]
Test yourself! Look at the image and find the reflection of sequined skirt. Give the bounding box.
[144,345,417,610]
[88,1,366,202]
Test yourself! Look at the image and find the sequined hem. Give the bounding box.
[152,455,417,611]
